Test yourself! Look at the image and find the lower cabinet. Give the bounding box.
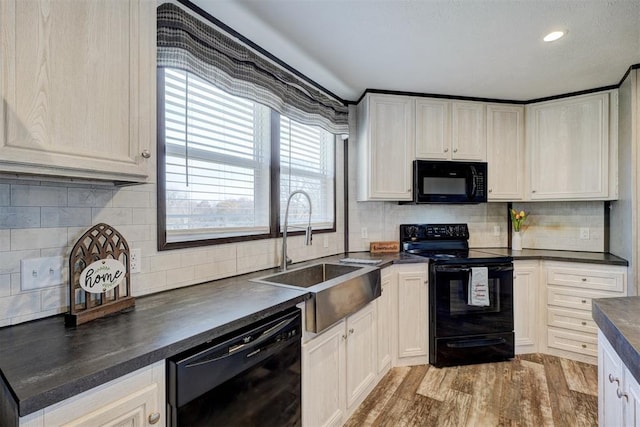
[544,262,627,364]
[302,302,377,427]
[598,330,640,426]
[20,361,165,427]
[394,264,429,366]
[513,260,540,354]
[301,262,429,427]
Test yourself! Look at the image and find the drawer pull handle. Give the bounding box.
[149,413,161,424]
[609,373,620,385]
[581,300,587,304]
[617,388,629,401]
[581,344,587,349]
[581,321,587,326]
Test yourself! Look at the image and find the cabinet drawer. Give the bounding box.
[546,266,624,292]
[547,306,597,335]
[547,286,619,311]
[547,327,597,357]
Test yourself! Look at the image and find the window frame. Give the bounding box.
[156,68,337,251]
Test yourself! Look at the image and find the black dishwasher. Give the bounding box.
[167,307,302,426]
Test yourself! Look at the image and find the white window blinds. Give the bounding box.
[280,117,335,230]
[164,68,271,242]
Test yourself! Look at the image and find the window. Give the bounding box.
[158,68,336,248]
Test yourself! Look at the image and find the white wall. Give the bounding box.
[0,144,345,326]
[610,69,637,295]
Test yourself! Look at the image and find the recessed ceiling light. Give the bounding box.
[543,31,566,42]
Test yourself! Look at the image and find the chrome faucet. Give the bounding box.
[281,190,312,271]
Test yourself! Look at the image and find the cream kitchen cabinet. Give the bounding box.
[526,91,618,200]
[356,93,414,201]
[302,302,377,427]
[394,264,429,366]
[375,267,394,377]
[415,99,486,161]
[0,0,155,183]
[19,361,165,427]
[543,261,626,364]
[513,260,539,354]
[486,104,525,200]
[598,330,640,427]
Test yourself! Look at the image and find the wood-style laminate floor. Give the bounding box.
[345,354,598,427]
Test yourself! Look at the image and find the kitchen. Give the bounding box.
[0,0,639,426]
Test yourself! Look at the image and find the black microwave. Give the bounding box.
[412,160,487,204]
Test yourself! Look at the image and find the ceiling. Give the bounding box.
[191,0,640,103]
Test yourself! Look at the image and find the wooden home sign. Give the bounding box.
[66,223,135,326]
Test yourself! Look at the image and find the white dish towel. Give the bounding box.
[468,267,490,307]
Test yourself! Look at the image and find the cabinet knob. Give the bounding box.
[581,299,587,304]
[609,373,621,385]
[141,149,151,159]
[488,188,493,193]
[349,328,354,334]
[581,344,587,349]
[444,148,449,153]
[342,334,347,340]
[532,190,536,193]
[581,278,587,282]
[148,412,161,424]
[581,321,587,326]
[617,388,629,401]
[453,148,458,153]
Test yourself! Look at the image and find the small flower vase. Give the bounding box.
[512,231,522,251]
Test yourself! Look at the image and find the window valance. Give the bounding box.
[157,2,349,135]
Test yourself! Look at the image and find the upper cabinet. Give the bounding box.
[486,104,525,200]
[526,91,618,200]
[415,99,486,161]
[0,0,155,183]
[356,93,415,201]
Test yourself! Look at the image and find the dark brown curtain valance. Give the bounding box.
[157,2,349,134]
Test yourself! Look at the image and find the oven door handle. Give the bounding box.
[433,265,513,273]
[446,337,507,348]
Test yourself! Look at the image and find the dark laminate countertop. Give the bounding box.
[593,297,640,383]
[0,252,425,419]
[474,248,628,266]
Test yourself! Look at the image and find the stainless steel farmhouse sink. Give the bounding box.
[252,263,381,333]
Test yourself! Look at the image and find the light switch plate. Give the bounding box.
[21,256,63,290]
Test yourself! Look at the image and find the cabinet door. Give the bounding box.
[451,102,486,161]
[513,261,539,353]
[625,370,640,427]
[43,361,164,427]
[598,331,625,427]
[486,104,525,200]
[357,94,414,200]
[528,93,610,199]
[396,267,428,364]
[302,320,346,427]
[346,303,376,410]
[0,0,154,182]
[415,99,450,159]
[376,269,394,375]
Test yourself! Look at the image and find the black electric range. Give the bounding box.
[399,223,512,265]
[400,223,514,367]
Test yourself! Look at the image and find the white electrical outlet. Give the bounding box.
[130,248,142,273]
[580,227,590,240]
[361,227,368,239]
[21,256,63,290]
